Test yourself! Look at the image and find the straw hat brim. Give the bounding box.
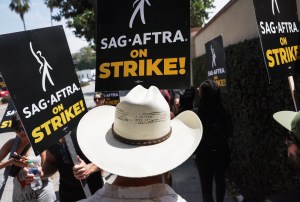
[77,105,203,178]
[273,111,297,132]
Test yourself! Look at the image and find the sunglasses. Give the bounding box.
[286,132,297,146]
[94,98,104,101]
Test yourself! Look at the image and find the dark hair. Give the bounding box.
[179,86,195,112]
[198,80,223,112]
[196,80,232,152]
[11,113,21,131]
[197,80,228,126]
[94,92,104,99]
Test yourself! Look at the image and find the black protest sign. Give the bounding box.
[96,0,190,91]
[253,0,300,80]
[205,35,227,92]
[0,26,87,155]
[103,92,120,106]
[0,100,16,133]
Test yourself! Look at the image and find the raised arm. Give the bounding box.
[29,42,43,66]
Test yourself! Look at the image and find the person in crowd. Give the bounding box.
[195,80,232,202]
[75,85,203,201]
[171,89,183,116]
[265,111,300,202]
[160,89,175,185]
[94,92,105,107]
[25,127,104,202]
[179,86,195,113]
[171,87,195,115]
[0,113,56,201]
[273,111,300,171]
[160,89,175,119]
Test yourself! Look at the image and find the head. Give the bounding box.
[198,80,223,113]
[77,85,203,178]
[273,111,300,170]
[11,113,27,139]
[94,92,105,106]
[179,86,195,112]
[198,79,220,100]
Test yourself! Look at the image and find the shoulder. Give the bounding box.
[1,138,15,152]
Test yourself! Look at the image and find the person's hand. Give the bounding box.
[73,156,90,180]
[23,165,42,185]
[23,167,34,185]
[9,152,28,167]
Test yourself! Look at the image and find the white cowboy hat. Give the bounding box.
[77,85,203,178]
[273,111,300,141]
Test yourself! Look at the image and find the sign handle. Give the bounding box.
[288,76,298,111]
[0,136,20,200]
[64,133,92,198]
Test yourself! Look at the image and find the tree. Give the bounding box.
[73,46,96,71]
[190,0,215,27]
[44,0,214,46]
[9,0,30,31]
[45,0,96,46]
[44,0,58,26]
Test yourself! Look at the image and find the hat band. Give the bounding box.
[111,124,172,145]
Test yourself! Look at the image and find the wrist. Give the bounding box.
[90,163,101,174]
[8,158,14,166]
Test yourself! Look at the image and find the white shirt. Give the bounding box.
[78,183,187,202]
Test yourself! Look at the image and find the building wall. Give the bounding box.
[76,69,96,80]
[193,0,300,57]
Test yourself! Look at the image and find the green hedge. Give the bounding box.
[192,38,300,201]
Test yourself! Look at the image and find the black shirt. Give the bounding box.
[48,129,103,202]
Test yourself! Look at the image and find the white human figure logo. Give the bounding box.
[29,42,55,92]
[271,0,280,15]
[211,45,217,68]
[129,0,151,28]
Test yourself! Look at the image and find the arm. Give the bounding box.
[73,156,101,180]
[39,151,46,166]
[0,139,27,169]
[0,139,14,169]
[39,150,58,179]
[29,42,41,64]
[24,149,58,184]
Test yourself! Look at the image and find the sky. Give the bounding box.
[0,0,229,54]
[208,0,230,21]
[0,0,89,54]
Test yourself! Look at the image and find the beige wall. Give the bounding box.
[193,0,300,58]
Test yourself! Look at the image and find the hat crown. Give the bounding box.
[113,85,170,142]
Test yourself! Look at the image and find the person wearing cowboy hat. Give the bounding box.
[265,111,300,202]
[77,85,203,201]
[273,111,300,171]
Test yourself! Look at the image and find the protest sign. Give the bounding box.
[103,91,120,106]
[0,100,16,133]
[205,35,227,92]
[0,26,87,155]
[96,0,190,91]
[253,0,300,81]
